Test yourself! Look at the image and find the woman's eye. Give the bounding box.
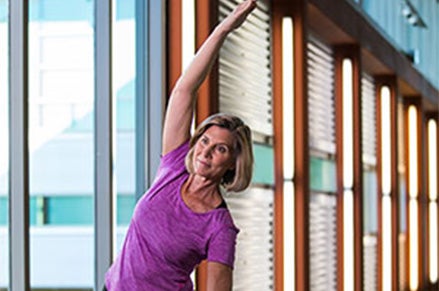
[201,137,208,145]
[216,146,227,154]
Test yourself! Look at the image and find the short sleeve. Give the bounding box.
[156,141,190,176]
[145,141,189,199]
[161,141,190,165]
[207,226,239,268]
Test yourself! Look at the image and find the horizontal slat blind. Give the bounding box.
[225,187,274,290]
[219,1,274,290]
[307,37,335,154]
[309,192,337,291]
[361,73,378,291]
[397,100,407,290]
[361,73,377,166]
[218,0,272,137]
[397,99,406,173]
[307,35,337,291]
[363,235,378,291]
[399,233,408,289]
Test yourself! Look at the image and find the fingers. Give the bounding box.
[221,0,257,32]
[243,0,257,11]
[236,0,257,17]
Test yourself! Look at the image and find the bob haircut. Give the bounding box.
[185,113,254,192]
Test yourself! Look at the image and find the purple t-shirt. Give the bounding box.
[105,141,239,291]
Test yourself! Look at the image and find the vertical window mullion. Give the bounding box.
[135,0,148,200]
[147,0,164,187]
[94,0,114,290]
[136,0,165,198]
[8,0,30,290]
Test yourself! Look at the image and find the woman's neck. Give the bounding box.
[181,175,223,212]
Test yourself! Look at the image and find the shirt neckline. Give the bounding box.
[178,175,227,216]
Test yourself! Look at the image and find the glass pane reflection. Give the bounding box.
[113,0,136,251]
[28,0,94,289]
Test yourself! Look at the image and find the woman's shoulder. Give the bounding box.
[161,140,190,164]
[140,141,190,201]
[156,140,190,176]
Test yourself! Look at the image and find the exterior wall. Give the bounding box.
[360,0,439,90]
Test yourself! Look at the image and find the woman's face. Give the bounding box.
[192,125,236,182]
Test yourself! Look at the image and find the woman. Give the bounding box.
[104,1,256,290]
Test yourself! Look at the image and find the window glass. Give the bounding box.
[113,0,136,250]
[399,177,407,232]
[253,143,274,185]
[28,0,95,289]
[0,0,8,288]
[310,156,337,193]
[363,169,378,233]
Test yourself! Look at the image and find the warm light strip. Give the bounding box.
[429,202,438,283]
[380,86,392,291]
[342,59,353,189]
[409,199,419,290]
[182,0,195,72]
[380,86,391,195]
[428,118,438,283]
[428,119,437,201]
[282,17,294,180]
[382,195,392,291]
[282,17,295,291]
[408,106,418,198]
[283,181,295,291]
[342,58,354,291]
[182,2,195,286]
[343,190,354,291]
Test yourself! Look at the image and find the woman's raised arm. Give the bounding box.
[162,0,256,155]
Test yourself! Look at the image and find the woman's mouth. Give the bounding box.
[197,159,210,167]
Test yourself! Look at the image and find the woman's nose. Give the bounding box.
[202,146,213,157]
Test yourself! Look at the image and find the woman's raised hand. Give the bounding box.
[162,0,257,155]
[221,0,257,32]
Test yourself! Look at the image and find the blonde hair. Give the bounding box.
[185,113,254,192]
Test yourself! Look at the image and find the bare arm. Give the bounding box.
[162,0,257,155]
[206,262,233,291]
